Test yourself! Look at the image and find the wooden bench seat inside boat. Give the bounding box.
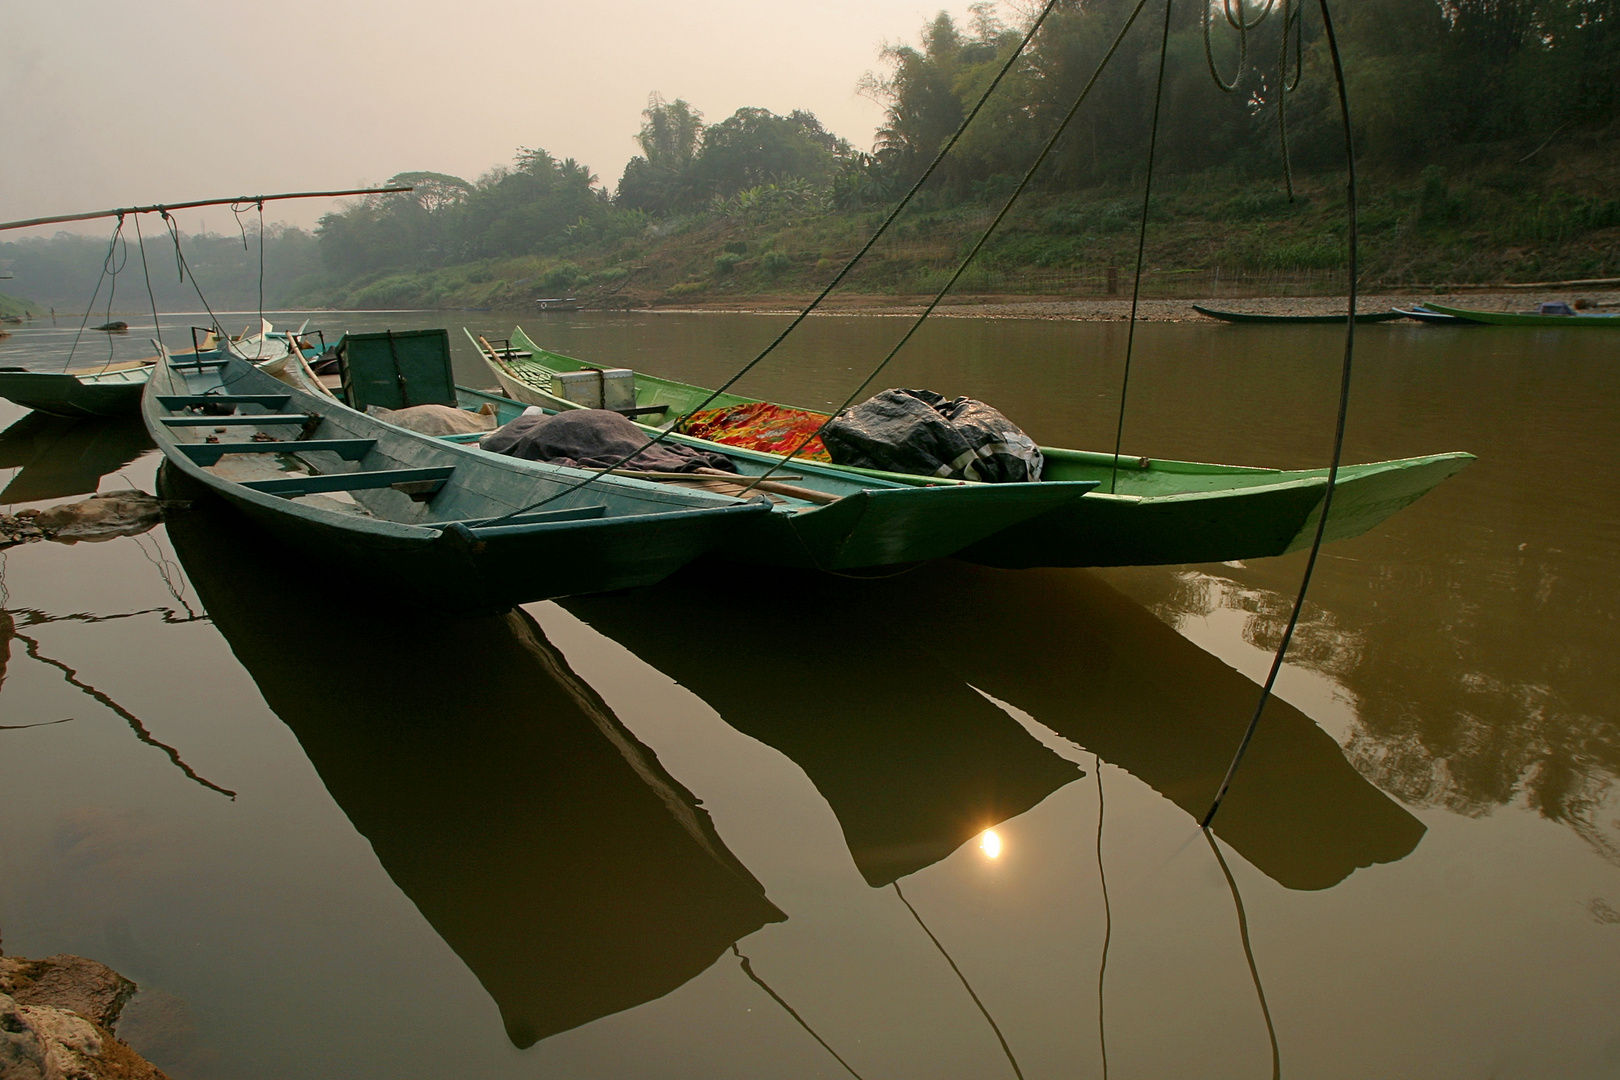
[176,439,378,466]
[156,394,294,411]
[241,466,454,501]
[159,413,312,427]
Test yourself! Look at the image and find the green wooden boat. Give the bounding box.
[143,347,770,612]
[470,326,1475,567]
[1419,302,1620,327]
[448,385,1098,571]
[0,322,324,418]
[1192,304,1406,325]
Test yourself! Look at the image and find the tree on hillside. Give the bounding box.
[457,148,608,259]
[390,171,475,213]
[617,95,705,214]
[688,107,852,201]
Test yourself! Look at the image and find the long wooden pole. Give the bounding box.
[0,186,415,233]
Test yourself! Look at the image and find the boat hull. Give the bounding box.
[1192,304,1406,325]
[454,385,1097,572]
[959,452,1474,568]
[146,354,769,612]
[1420,302,1620,327]
[0,369,149,418]
[476,327,1474,568]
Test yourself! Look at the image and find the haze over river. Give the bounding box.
[1,309,1616,1078]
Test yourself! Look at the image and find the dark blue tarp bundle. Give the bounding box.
[822,389,1043,483]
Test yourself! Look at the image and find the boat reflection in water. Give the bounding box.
[0,412,153,504]
[564,578,1088,888]
[162,474,786,1049]
[564,560,1424,892]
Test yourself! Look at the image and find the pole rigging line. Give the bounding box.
[477,0,1070,527]
[0,186,414,233]
[1202,0,1361,829]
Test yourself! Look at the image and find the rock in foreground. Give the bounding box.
[0,954,168,1080]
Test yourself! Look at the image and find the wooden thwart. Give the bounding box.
[160,413,311,427]
[177,438,376,467]
[156,394,292,410]
[241,466,453,501]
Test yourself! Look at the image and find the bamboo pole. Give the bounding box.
[0,186,415,233]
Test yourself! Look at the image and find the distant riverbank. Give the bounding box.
[587,288,1620,322]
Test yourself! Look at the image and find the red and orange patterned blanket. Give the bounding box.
[678,401,834,463]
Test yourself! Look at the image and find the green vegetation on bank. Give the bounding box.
[0,290,42,318]
[7,0,1618,313]
[289,140,1620,310]
[287,0,1617,309]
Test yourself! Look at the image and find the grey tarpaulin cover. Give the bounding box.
[822,389,1043,482]
[480,409,738,473]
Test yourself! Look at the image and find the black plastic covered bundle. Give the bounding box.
[822,389,1043,483]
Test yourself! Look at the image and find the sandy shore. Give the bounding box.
[655,290,1620,322]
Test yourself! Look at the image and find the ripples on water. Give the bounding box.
[0,311,1617,1079]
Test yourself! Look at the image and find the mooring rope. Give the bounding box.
[479,0,1070,525]
[1108,0,1176,496]
[894,881,1026,1080]
[1202,0,1360,828]
[64,216,123,372]
[132,213,165,351]
[731,945,867,1080]
[230,198,268,357]
[1094,754,1112,1080]
[730,0,1159,497]
[1203,829,1281,1078]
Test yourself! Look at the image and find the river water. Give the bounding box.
[0,309,1616,1079]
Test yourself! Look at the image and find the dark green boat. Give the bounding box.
[471,326,1474,568]
[1420,302,1620,327]
[1191,304,1406,325]
[0,322,322,418]
[143,346,769,612]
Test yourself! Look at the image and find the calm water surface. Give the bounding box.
[1,310,1617,1078]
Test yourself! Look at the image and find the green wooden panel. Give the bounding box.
[159,414,310,427]
[176,438,376,467]
[338,329,457,410]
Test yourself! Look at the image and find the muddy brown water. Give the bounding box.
[0,309,1616,1079]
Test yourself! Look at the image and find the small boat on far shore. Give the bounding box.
[1393,305,1468,324]
[1192,304,1406,325]
[1420,302,1620,327]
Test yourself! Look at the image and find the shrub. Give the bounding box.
[713,252,743,276]
[761,250,792,277]
[540,261,581,293]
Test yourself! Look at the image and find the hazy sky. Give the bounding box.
[4,0,995,237]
